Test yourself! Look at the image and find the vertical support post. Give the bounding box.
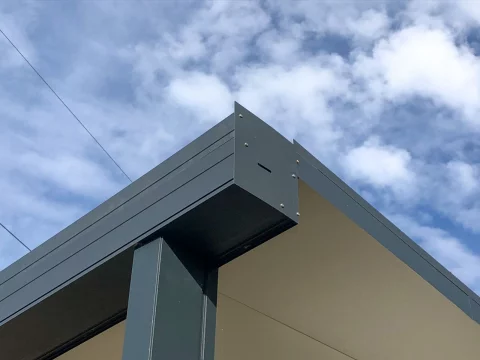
[122,237,218,360]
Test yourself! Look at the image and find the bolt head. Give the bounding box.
[292,174,296,178]
[244,142,249,147]
[280,203,285,208]
[296,212,300,216]
[239,113,243,118]
[296,159,300,164]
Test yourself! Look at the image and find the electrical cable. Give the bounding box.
[0,28,133,183]
[0,222,31,252]
[0,28,136,253]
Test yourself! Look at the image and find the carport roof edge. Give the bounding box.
[0,102,478,359]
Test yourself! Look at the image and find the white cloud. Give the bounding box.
[354,25,480,126]
[417,161,480,233]
[407,0,480,31]
[456,207,480,234]
[160,0,271,73]
[235,58,349,146]
[0,3,39,69]
[446,161,479,195]
[267,1,390,41]
[255,29,303,65]
[167,72,233,123]
[0,175,86,248]
[20,152,121,198]
[454,1,480,27]
[347,9,390,41]
[342,137,415,195]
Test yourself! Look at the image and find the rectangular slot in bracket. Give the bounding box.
[257,163,272,173]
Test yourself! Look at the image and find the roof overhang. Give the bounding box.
[0,102,478,360]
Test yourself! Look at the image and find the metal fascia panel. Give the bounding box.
[234,102,299,223]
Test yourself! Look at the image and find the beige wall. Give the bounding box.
[57,321,125,360]
[215,294,350,360]
[216,180,480,360]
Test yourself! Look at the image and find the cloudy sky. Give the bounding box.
[0,0,479,293]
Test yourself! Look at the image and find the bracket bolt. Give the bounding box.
[239,113,243,118]
[296,212,300,216]
[296,159,300,164]
[280,203,285,208]
[292,174,296,178]
[244,142,248,147]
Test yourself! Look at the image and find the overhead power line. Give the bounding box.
[0,28,133,183]
[0,222,31,252]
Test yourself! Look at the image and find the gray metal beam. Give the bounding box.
[122,237,217,360]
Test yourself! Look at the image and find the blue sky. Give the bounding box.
[0,0,480,293]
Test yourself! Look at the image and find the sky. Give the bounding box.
[0,0,479,294]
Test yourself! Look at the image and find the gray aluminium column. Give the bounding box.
[122,237,218,360]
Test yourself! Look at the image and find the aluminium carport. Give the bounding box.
[0,103,479,360]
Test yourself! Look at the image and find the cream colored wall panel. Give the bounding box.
[218,181,480,360]
[215,294,349,360]
[58,321,125,360]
